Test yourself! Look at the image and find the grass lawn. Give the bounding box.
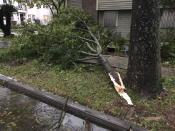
[0,49,175,131]
[0,37,175,130]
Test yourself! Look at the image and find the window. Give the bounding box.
[28,14,31,22]
[3,0,7,4]
[43,15,50,22]
[160,9,175,28]
[18,4,22,9]
[103,11,118,27]
[32,15,35,21]
[43,5,49,8]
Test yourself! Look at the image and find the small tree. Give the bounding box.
[16,0,66,16]
[0,4,17,37]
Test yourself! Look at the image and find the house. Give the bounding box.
[67,0,175,38]
[0,0,25,25]
[0,0,52,25]
[27,5,52,25]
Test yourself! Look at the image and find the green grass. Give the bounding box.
[0,58,175,130]
[162,61,175,68]
[0,36,14,43]
[0,38,175,130]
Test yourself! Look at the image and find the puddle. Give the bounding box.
[0,86,109,131]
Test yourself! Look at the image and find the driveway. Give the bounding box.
[0,32,19,37]
[0,40,9,48]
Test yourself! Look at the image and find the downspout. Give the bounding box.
[96,0,99,23]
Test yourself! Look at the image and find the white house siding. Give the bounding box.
[0,0,52,25]
[67,0,82,9]
[97,0,132,10]
[0,0,26,25]
[14,2,27,24]
[27,5,52,25]
[0,0,10,4]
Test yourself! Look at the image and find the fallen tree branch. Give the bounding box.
[76,20,133,105]
[86,42,97,53]
[79,51,98,56]
[75,36,96,44]
[49,97,69,130]
[0,74,146,131]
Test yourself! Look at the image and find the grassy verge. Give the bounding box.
[0,57,175,130]
[0,37,175,130]
[162,61,175,68]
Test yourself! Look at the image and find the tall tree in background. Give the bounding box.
[126,0,162,97]
[16,0,66,16]
[0,4,17,37]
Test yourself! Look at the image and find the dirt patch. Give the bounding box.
[162,67,175,77]
[5,61,24,67]
[162,108,175,130]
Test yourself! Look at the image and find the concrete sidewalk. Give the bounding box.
[0,40,9,48]
[0,40,174,77]
[81,55,175,77]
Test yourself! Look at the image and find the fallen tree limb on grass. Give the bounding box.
[77,20,133,105]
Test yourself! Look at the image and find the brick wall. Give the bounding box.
[82,0,98,22]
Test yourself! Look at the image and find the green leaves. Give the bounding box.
[4,8,111,69]
[0,4,17,15]
[160,0,175,8]
[160,28,175,61]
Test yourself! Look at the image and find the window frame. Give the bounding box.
[101,10,119,27]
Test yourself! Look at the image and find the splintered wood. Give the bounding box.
[108,71,133,105]
[76,20,133,105]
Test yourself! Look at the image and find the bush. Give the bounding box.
[106,33,129,54]
[7,8,110,69]
[160,27,175,61]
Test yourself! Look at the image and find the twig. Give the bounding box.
[73,28,89,32]
[49,97,69,130]
[86,42,97,53]
[79,51,98,56]
[75,36,97,44]
[97,31,100,41]
[82,21,102,54]
[76,57,98,61]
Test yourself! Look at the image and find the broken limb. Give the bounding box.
[77,20,133,105]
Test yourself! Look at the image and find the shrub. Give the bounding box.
[160,27,175,61]
[7,8,110,69]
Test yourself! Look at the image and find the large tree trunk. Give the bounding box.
[0,13,4,33]
[126,0,162,96]
[4,14,11,37]
[0,14,12,37]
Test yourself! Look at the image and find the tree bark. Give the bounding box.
[4,14,12,37]
[0,13,12,37]
[126,0,162,96]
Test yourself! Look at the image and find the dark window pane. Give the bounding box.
[104,11,118,27]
